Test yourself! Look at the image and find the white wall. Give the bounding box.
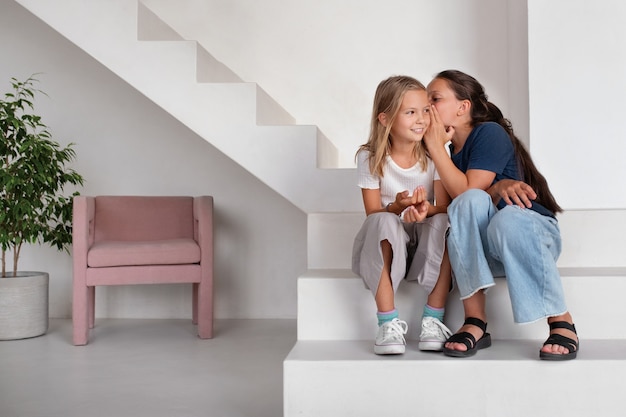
[529,0,626,210]
[149,0,624,210]
[142,0,529,167]
[4,0,622,321]
[1,0,306,320]
[2,0,530,322]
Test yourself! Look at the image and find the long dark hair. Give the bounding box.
[435,70,562,213]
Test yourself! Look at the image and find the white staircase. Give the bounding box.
[13,2,626,416]
[285,210,626,417]
[14,0,361,213]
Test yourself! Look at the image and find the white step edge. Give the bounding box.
[284,338,626,417]
[298,268,626,340]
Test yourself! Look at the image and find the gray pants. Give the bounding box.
[352,212,449,296]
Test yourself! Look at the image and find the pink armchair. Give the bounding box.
[72,195,214,345]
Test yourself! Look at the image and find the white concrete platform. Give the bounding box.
[284,339,626,417]
[286,267,626,417]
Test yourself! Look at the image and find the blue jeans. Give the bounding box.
[447,189,567,323]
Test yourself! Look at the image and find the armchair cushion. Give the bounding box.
[87,238,201,267]
[93,196,195,241]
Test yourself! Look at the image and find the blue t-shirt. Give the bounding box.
[450,122,554,217]
[450,122,519,183]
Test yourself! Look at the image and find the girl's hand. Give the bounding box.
[488,179,537,208]
[395,186,426,210]
[424,104,454,149]
[394,190,412,210]
[401,186,429,223]
[403,200,430,223]
[411,186,427,205]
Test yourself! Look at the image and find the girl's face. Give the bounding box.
[427,78,463,126]
[387,89,430,144]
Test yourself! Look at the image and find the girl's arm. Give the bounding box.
[466,169,497,192]
[429,150,498,196]
[429,151,496,196]
[428,180,451,216]
[423,105,469,197]
[425,105,496,196]
[361,188,384,216]
[426,143,470,198]
[361,187,424,216]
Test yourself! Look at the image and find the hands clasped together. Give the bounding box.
[395,186,429,223]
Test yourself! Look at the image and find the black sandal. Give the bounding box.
[443,317,492,358]
[540,321,578,361]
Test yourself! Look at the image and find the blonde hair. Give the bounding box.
[357,75,429,177]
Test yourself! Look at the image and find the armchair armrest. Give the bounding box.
[193,196,214,266]
[72,196,95,270]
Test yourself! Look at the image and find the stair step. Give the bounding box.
[284,339,626,417]
[289,267,626,417]
[307,209,626,268]
[298,268,626,341]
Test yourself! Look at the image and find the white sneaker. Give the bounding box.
[418,316,452,351]
[374,318,408,355]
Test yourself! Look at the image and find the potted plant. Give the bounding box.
[0,75,84,340]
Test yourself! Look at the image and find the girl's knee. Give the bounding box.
[449,189,491,217]
[363,212,405,239]
[365,212,401,227]
[487,206,526,248]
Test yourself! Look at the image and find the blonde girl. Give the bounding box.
[352,75,452,355]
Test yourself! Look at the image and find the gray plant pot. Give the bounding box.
[0,272,49,340]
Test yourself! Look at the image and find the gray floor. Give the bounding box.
[0,318,297,417]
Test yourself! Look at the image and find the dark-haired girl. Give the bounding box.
[423,70,578,360]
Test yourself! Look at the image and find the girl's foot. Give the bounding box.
[443,317,491,357]
[540,314,578,360]
[444,317,487,352]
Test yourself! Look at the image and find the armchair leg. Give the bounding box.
[197,316,213,339]
[88,286,96,329]
[192,283,199,325]
[196,283,213,339]
[73,286,90,346]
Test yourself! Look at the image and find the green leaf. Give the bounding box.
[0,75,84,275]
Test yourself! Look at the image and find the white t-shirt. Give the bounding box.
[356,149,440,208]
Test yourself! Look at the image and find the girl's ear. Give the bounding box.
[378,112,388,127]
[458,100,471,116]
